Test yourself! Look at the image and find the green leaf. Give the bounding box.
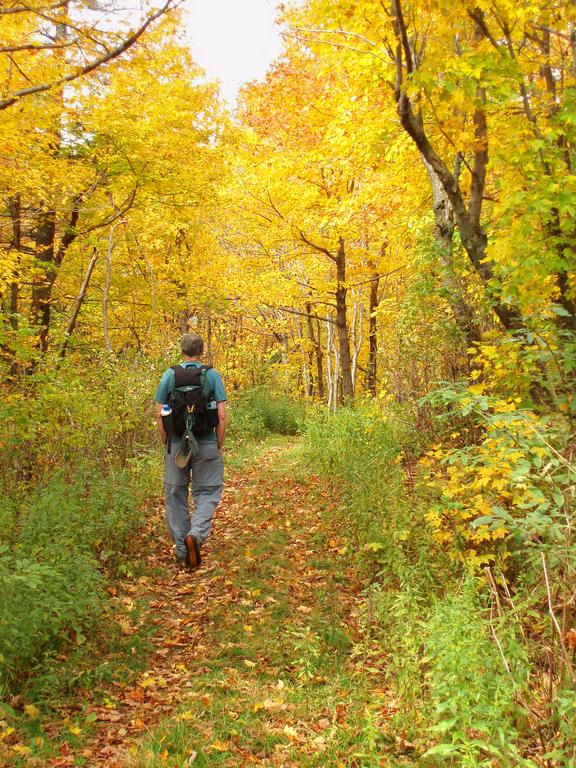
[424,742,460,756]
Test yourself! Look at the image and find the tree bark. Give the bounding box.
[6,195,22,330]
[335,237,354,400]
[422,156,481,345]
[304,302,325,399]
[102,227,114,353]
[57,247,98,363]
[350,296,363,389]
[31,208,57,352]
[367,264,380,395]
[390,0,522,331]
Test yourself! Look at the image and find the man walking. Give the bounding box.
[155,333,227,570]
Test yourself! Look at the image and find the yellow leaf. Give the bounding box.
[210,739,229,752]
[12,745,32,756]
[24,704,40,719]
[283,724,299,740]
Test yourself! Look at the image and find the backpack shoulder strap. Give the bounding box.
[199,365,215,398]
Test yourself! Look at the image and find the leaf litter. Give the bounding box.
[2,440,406,767]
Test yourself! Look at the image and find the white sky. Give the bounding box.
[184,0,288,105]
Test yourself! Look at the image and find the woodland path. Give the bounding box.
[26,439,413,767]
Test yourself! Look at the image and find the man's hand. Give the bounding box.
[155,403,167,444]
[216,401,227,449]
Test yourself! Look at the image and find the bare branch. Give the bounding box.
[0,0,177,111]
[0,38,78,54]
[268,303,336,325]
[289,26,377,46]
[297,229,337,262]
[0,1,70,16]
[57,247,99,363]
[283,31,388,63]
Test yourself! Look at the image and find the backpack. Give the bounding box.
[167,364,217,440]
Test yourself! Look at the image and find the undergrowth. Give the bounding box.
[0,353,160,696]
[301,403,573,766]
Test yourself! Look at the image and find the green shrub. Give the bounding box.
[0,550,103,693]
[228,386,304,445]
[0,457,154,694]
[302,404,409,552]
[0,354,160,694]
[301,405,535,762]
[419,581,529,766]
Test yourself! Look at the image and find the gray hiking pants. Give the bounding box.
[164,440,224,560]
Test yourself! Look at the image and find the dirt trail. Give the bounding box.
[12,439,403,767]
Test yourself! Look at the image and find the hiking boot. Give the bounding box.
[185,535,201,569]
[176,555,192,572]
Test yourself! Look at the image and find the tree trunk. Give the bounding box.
[350,296,363,389]
[391,0,522,331]
[367,265,380,395]
[335,237,354,400]
[31,208,57,352]
[422,156,481,345]
[102,228,114,353]
[315,318,325,400]
[305,302,325,399]
[58,248,98,363]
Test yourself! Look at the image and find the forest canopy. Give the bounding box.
[0,0,575,765]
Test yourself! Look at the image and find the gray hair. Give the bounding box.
[181,333,204,357]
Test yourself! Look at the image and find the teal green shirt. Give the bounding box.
[155,361,226,443]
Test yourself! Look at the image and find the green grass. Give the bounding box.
[120,439,418,768]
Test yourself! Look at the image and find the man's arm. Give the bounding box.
[155,403,167,444]
[216,401,227,449]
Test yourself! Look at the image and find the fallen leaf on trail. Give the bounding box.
[125,688,145,702]
[95,711,122,722]
[243,659,256,667]
[335,703,347,722]
[12,744,32,755]
[118,620,134,635]
[24,704,40,719]
[566,628,576,650]
[209,739,229,752]
[139,675,167,689]
[185,750,198,764]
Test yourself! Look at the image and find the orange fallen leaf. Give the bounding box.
[124,688,145,702]
[209,739,229,752]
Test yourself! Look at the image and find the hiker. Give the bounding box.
[155,333,227,570]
